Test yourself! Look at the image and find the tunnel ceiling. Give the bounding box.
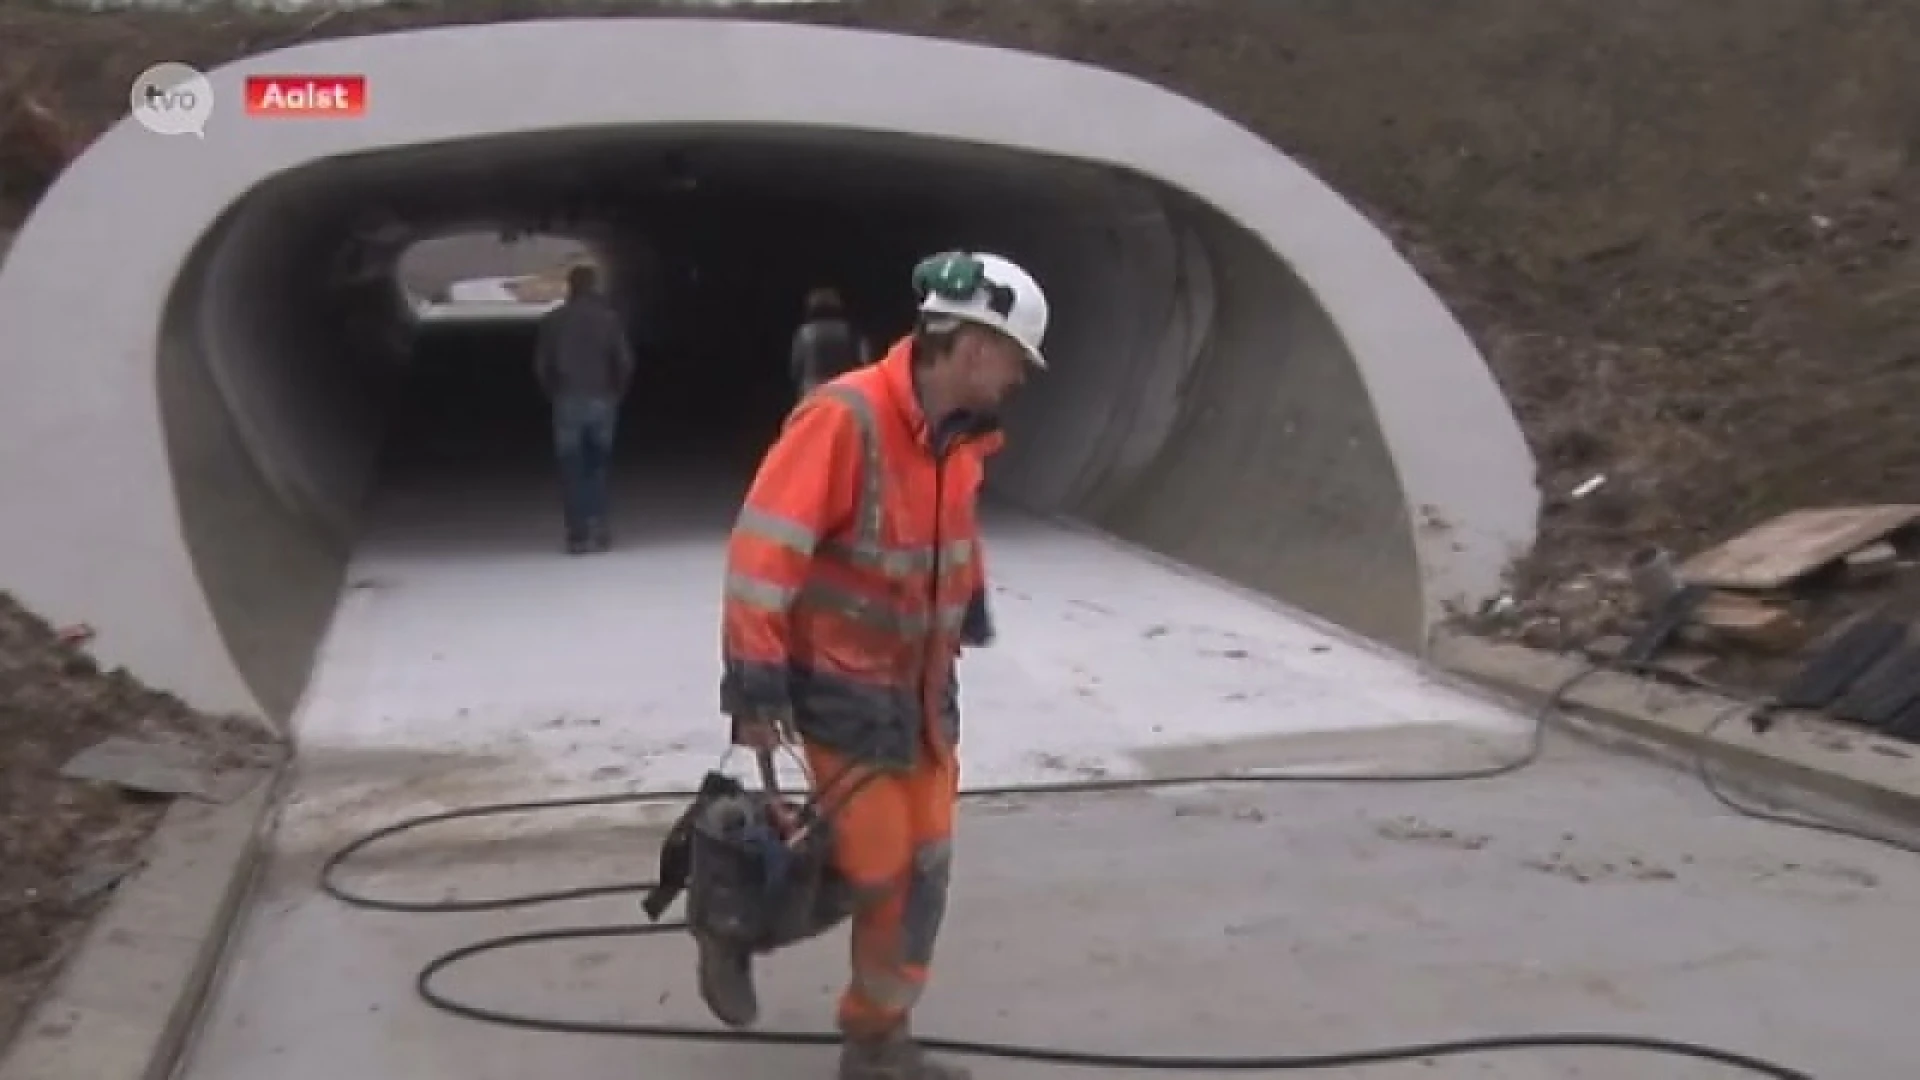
[298,126,1125,243]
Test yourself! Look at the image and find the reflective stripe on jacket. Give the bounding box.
[720,337,1002,768]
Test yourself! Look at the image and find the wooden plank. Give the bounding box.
[1686,592,1806,652]
[1678,505,1920,589]
[1845,541,1901,582]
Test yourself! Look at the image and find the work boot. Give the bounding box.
[587,518,611,553]
[694,932,758,1028]
[838,1027,972,1080]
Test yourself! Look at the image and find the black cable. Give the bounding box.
[317,662,1835,1078]
[1589,655,1920,855]
[412,922,1810,1077]
[1689,696,1920,853]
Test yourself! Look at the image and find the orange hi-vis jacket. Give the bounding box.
[720,336,1003,768]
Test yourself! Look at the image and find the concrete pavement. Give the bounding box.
[183,749,1918,1080]
[169,468,1916,1080]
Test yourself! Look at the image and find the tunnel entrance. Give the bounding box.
[0,18,1537,729]
[162,121,1262,718]
[161,118,1455,718]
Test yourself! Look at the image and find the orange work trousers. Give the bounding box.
[802,739,959,1038]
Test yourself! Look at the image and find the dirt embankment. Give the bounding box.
[0,0,1917,1038]
[0,594,269,1044]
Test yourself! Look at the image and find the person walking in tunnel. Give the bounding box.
[533,263,636,554]
[708,251,1047,1080]
[789,285,873,401]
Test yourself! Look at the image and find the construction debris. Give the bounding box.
[1552,505,1920,743]
[1479,501,1920,744]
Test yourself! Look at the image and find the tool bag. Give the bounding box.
[644,750,860,955]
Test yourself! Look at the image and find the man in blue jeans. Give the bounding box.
[533,265,636,554]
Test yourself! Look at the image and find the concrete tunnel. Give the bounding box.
[0,18,1539,735]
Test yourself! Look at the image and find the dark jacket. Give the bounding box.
[535,295,636,400]
[788,317,870,389]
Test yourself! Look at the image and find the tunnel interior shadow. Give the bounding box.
[367,316,784,558]
[353,130,1121,558]
[368,192,934,558]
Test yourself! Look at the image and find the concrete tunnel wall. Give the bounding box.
[196,169,400,553]
[0,19,1539,731]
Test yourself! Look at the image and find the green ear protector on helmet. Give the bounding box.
[912,250,1016,317]
[912,251,986,303]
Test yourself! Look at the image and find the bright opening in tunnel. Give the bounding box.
[0,20,1537,731]
[396,229,598,310]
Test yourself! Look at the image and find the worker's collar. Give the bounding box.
[878,337,1004,458]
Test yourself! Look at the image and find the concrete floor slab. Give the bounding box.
[168,469,1919,1080]
[275,467,1523,860]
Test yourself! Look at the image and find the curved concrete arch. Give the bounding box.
[0,18,1537,728]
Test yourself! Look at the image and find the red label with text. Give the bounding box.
[245,75,367,117]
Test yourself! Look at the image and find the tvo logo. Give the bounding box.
[130,62,213,138]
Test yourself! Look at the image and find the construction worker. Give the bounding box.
[711,252,1047,1080]
[789,285,873,400]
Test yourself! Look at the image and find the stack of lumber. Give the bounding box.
[1672,505,1920,653]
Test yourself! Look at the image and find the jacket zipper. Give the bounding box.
[921,428,951,740]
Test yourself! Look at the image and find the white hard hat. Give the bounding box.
[912,251,1049,369]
